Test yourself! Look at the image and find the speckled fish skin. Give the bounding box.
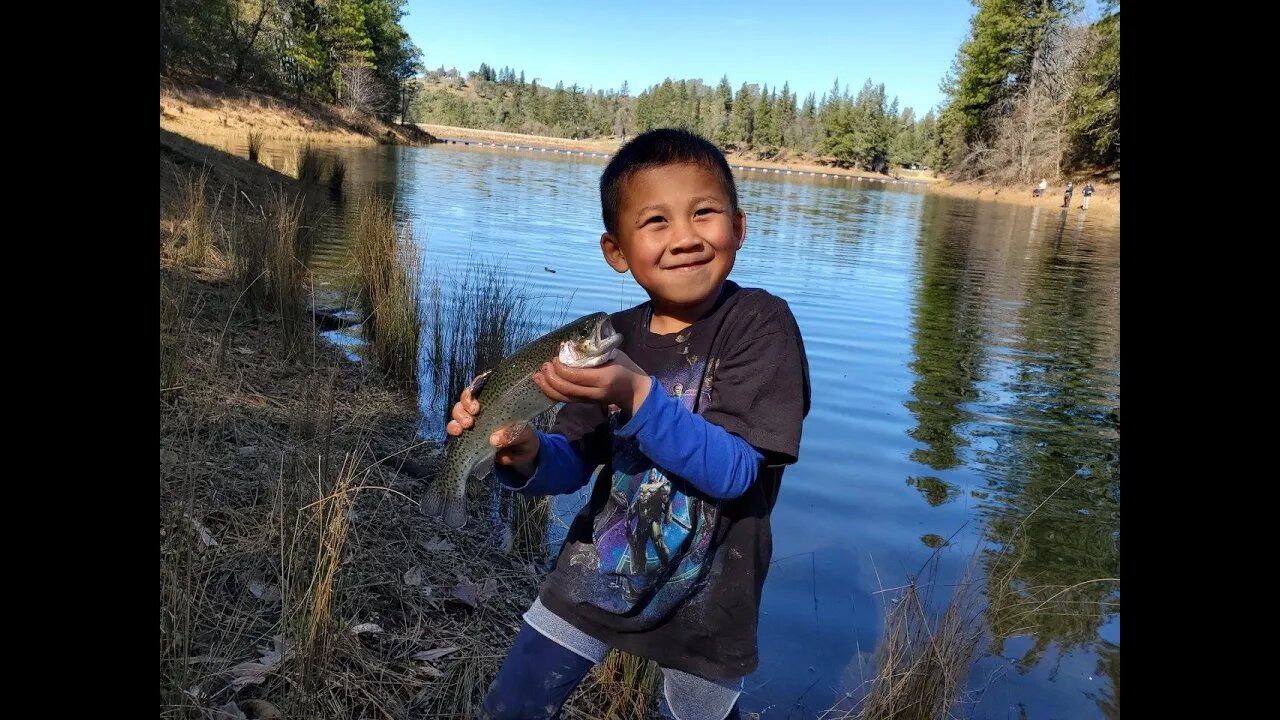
[420,312,622,528]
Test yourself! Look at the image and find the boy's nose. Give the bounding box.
[669,223,702,251]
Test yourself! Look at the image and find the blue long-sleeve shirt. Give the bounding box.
[494,376,763,499]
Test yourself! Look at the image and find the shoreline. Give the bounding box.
[160,78,437,147]
[417,123,1118,217]
[156,81,1118,218]
[417,123,935,187]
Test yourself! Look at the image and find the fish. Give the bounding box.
[420,312,623,528]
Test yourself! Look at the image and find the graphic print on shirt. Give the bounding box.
[585,352,722,617]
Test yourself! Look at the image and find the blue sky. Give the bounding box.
[400,1,982,116]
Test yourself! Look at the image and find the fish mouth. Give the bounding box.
[594,317,623,354]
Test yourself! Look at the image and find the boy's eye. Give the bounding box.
[695,207,717,216]
[642,215,666,226]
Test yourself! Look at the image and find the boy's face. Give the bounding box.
[600,162,746,315]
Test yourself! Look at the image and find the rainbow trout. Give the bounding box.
[421,312,623,528]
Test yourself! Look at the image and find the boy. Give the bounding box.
[450,129,810,719]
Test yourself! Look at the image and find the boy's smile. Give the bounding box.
[600,162,746,333]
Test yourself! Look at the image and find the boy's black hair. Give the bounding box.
[599,128,739,235]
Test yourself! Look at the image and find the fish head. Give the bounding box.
[558,313,623,368]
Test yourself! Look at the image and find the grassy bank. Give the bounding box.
[161,78,440,147]
[159,119,668,717]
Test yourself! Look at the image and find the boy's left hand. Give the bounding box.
[533,350,652,415]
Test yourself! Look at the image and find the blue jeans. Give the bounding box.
[480,622,743,719]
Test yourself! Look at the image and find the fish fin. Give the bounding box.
[420,483,446,518]
[470,454,495,481]
[468,369,494,398]
[443,497,468,529]
[491,420,531,450]
[424,477,468,529]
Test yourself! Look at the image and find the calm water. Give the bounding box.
[220,139,1120,719]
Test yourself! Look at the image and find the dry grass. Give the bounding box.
[821,555,986,720]
[510,494,551,559]
[281,446,358,707]
[353,194,424,386]
[297,143,327,186]
[160,275,196,398]
[247,131,263,163]
[157,264,543,719]
[566,650,663,719]
[161,131,529,720]
[159,102,668,720]
[226,193,271,317]
[170,166,226,269]
[267,189,312,360]
[160,79,439,147]
[424,261,540,426]
[225,185,318,361]
[157,264,645,719]
[329,155,347,197]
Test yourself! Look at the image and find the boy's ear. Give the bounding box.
[734,208,747,250]
[601,232,629,273]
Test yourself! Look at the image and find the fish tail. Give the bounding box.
[420,482,447,518]
[442,459,474,528]
[422,475,468,529]
[443,497,468,529]
[427,436,508,529]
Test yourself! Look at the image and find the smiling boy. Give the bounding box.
[452,129,811,720]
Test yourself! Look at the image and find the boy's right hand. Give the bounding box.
[447,384,540,477]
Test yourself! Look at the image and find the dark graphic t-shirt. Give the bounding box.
[539,281,811,679]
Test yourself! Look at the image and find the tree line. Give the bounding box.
[160,0,1118,180]
[160,0,423,120]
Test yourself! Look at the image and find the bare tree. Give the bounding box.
[400,78,420,124]
[612,102,633,140]
[340,62,389,116]
[225,0,270,83]
[959,22,1096,184]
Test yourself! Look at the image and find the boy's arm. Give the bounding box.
[615,378,764,500]
[698,327,810,467]
[620,312,811,500]
[492,431,593,495]
[493,402,612,495]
